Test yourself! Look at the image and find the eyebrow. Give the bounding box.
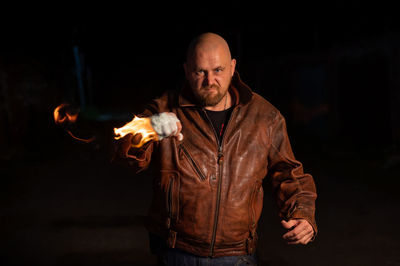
[195,66,225,71]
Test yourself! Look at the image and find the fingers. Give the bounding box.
[161,121,174,136]
[176,133,184,141]
[169,120,179,136]
[286,230,314,245]
[281,219,299,230]
[282,219,314,245]
[283,220,307,239]
[176,121,182,135]
[174,121,184,140]
[150,112,184,141]
[163,118,180,137]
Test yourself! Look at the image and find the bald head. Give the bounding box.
[186,33,232,64]
[183,33,236,110]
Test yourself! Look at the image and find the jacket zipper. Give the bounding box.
[202,107,236,257]
[179,144,207,181]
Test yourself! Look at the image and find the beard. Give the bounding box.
[194,84,227,107]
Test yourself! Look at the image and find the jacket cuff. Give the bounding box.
[126,142,151,161]
[289,207,318,241]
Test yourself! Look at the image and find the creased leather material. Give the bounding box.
[115,71,317,257]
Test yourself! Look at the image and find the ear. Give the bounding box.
[230,59,236,76]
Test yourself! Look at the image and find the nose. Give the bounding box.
[202,72,215,87]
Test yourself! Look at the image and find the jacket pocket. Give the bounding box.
[178,144,207,181]
[249,180,263,228]
[162,170,180,223]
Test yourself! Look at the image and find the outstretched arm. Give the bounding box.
[112,112,183,173]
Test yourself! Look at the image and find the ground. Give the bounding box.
[1,126,400,266]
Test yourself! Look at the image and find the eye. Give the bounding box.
[195,70,205,76]
[215,67,224,73]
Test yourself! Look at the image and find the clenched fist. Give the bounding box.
[150,112,183,141]
[281,219,314,245]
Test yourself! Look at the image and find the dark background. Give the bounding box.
[1,2,400,265]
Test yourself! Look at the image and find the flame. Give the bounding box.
[114,116,158,148]
[53,103,95,143]
[53,103,78,125]
[66,131,95,143]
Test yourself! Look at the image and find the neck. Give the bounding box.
[205,91,232,111]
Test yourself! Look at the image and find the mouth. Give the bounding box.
[202,86,219,93]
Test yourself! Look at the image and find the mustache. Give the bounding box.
[201,84,220,90]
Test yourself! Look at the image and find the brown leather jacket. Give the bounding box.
[116,72,317,257]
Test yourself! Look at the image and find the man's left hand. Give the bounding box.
[281,219,314,245]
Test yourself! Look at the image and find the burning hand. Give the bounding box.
[150,112,183,141]
[114,112,183,149]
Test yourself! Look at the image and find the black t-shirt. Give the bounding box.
[205,106,234,143]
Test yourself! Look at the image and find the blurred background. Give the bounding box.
[1,2,400,265]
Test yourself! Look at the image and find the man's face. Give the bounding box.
[184,47,236,107]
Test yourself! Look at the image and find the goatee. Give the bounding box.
[195,85,226,107]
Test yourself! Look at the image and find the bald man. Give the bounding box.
[116,33,317,265]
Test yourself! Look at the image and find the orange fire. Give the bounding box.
[65,131,95,143]
[53,103,95,143]
[114,116,158,148]
[53,103,78,125]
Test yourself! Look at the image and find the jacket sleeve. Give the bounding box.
[267,112,318,238]
[112,133,155,173]
[111,101,160,173]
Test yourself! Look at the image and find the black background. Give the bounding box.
[1,2,400,265]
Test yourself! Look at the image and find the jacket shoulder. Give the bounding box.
[142,90,179,115]
[250,92,282,122]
